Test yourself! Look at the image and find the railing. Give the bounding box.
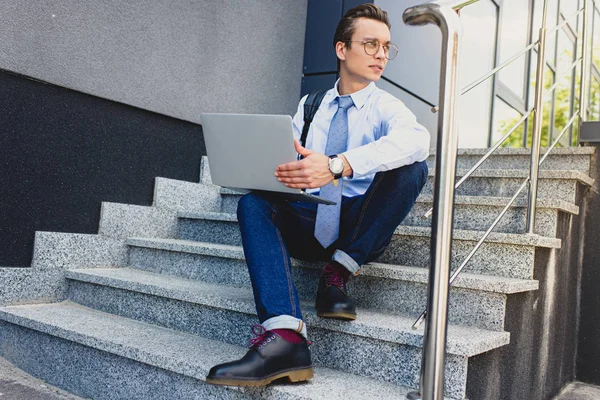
[402,0,593,399]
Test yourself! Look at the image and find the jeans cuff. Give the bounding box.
[262,315,308,340]
[332,249,361,275]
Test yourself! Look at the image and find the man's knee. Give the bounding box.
[377,160,428,197]
[237,193,270,221]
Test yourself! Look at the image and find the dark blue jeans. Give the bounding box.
[237,161,428,337]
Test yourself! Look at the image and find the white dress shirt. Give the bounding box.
[292,80,430,197]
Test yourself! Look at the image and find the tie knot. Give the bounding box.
[337,96,354,111]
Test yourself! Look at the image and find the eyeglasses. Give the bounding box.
[346,39,399,60]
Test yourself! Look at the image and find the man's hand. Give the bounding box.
[275,140,333,189]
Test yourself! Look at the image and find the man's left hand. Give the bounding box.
[275,140,333,189]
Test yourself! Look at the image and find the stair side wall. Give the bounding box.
[576,142,600,385]
[465,188,587,400]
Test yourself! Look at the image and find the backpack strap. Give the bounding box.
[300,90,328,156]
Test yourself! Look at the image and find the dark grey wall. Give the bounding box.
[576,139,600,385]
[0,70,204,267]
[0,0,307,121]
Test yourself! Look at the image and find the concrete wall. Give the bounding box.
[0,0,308,122]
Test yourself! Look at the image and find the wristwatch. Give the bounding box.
[328,155,345,183]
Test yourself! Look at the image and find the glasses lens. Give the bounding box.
[363,40,379,56]
[386,44,399,60]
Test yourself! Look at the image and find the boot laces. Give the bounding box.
[248,324,274,349]
[323,264,345,288]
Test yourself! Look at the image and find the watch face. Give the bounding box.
[330,157,344,174]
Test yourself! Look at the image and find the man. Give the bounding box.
[207,3,429,386]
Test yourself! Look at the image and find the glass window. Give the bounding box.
[533,0,559,64]
[590,77,600,121]
[458,0,498,148]
[494,98,525,147]
[554,29,575,144]
[594,9,600,68]
[498,0,531,98]
[560,0,579,21]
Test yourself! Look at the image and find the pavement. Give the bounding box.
[0,356,85,400]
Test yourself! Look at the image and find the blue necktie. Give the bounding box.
[314,96,354,248]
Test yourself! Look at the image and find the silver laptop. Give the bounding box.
[201,113,335,205]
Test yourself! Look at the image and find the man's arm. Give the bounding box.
[275,140,351,189]
[342,96,430,178]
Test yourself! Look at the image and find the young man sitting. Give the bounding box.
[207,3,430,387]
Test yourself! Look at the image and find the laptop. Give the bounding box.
[201,113,335,205]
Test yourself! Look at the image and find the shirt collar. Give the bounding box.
[327,79,377,111]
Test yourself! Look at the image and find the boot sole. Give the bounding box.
[206,367,314,387]
[317,311,357,320]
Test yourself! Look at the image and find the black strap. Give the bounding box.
[300,90,328,152]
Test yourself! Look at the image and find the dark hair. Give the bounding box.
[333,4,391,49]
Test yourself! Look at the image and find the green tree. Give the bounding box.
[497,50,600,148]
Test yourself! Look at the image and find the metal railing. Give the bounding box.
[402,0,593,399]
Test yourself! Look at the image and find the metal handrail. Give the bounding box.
[432,41,539,113]
[424,56,581,218]
[424,108,534,217]
[402,2,467,399]
[403,0,593,398]
[546,7,584,35]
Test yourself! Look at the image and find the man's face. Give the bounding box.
[337,17,391,84]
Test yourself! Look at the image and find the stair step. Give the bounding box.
[428,147,595,173]
[63,268,507,398]
[217,169,592,213]
[125,237,538,330]
[0,301,422,400]
[405,195,578,237]
[199,149,595,187]
[174,212,559,279]
[64,267,510,356]
[189,194,580,236]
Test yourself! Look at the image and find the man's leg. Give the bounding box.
[207,192,325,386]
[316,161,428,318]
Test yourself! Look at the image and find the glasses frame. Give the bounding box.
[346,39,399,60]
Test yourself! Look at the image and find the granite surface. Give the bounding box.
[0,302,443,399]
[427,147,594,173]
[126,237,540,290]
[98,202,178,239]
[153,177,221,213]
[124,243,517,330]
[63,268,509,356]
[31,232,128,270]
[0,267,66,306]
[66,265,509,332]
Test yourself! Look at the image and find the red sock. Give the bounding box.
[325,262,351,283]
[272,329,304,344]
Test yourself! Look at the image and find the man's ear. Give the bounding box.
[335,41,347,62]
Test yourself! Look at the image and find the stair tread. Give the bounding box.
[166,214,562,248]
[182,194,580,216]
[0,301,419,399]
[429,147,596,156]
[126,237,538,294]
[64,267,510,356]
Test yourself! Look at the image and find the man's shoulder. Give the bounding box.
[369,85,410,114]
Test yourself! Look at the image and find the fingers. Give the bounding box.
[294,139,313,157]
[276,160,303,172]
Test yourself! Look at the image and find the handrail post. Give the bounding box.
[526,2,549,234]
[403,3,463,399]
[579,0,591,124]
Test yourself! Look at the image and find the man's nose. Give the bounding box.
[375,45,386,59]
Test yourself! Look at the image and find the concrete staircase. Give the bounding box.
[0,148,594,399]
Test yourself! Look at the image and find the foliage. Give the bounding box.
[496,49,600,148]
